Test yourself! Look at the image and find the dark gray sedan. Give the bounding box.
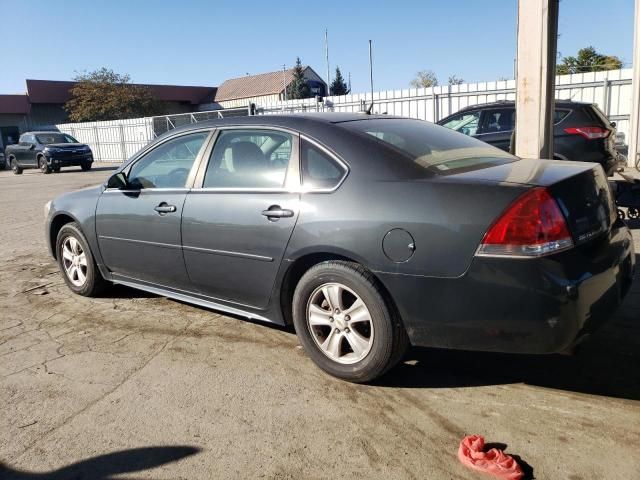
[45,114,635,382]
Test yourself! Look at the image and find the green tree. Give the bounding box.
[410,70,438,88]
[448,75,464,85]
[330,66,350,96]
[65,68,162,122]
[286,58,311,100]
[556,46,623,75]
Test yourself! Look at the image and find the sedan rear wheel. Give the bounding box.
[56,222,107,296]
[39,156,51,174]
[292,261,409,383]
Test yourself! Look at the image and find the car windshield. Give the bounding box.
[36,133,79,144]
[340,118,515,174]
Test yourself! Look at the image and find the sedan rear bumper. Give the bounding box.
[377,222,635,354]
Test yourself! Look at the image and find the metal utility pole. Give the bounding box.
[369,40,374,104]
[348,72,352,93]
[282,64,287,110]
[514,0,559,160]
[628,0,640,169]
[325,29,330,96]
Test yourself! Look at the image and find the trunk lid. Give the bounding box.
[434,158,616,246]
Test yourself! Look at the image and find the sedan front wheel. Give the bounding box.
[56,222,107,296]
[292,261,409,383]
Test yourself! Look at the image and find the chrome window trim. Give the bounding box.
[192,126,301,192]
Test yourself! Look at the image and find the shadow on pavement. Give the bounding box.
[0,446,200,479]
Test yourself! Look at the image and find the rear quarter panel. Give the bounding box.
[285,177,528,278]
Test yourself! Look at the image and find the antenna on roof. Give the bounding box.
[366,40,374,115]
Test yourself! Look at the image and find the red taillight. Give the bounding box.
[477,187,573,258]
[563,126,610,140]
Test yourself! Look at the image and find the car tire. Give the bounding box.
[38,156,51,174]
[56,222,107,297]
[10,157,22,175]
[292,261,409,383]
[80,161,92,171]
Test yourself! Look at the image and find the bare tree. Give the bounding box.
[410,70,438,88]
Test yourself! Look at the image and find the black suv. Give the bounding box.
[5,131,93,174]
[437,100,623,175]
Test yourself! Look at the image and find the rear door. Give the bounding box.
[181,127,300,309]
[96,130,211,289]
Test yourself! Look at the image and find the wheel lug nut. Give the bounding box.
[345,328,350,333]
[344,315,350,321]
[329,317,334,322]
[335,308,340,314]
[335,328,340,334]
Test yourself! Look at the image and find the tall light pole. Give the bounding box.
[628,0,640,169]
[325,29,330,96]
[282,64,287,111]
[369,40,374,104]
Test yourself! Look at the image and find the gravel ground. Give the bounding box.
[1,164,639,479]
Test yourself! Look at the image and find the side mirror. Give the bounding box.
[29,143,35,150]
[610,121,616,128]
[106,172,129,190]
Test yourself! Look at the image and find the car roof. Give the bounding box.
[23,131,68,136]
[453,99,592,114]
[159,112,418,140]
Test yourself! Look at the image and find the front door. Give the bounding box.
[182,128,300,309]
[96,130,210,289]
[16,133,37,165]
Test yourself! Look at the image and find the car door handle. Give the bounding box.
[261,205,294,220]
[154,203,177,214]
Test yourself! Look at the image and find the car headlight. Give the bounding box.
[44,200,52,219]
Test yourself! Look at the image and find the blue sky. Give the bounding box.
[0,0,634,94]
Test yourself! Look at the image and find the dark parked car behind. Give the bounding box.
[437,100,623,175]
[5,131,93,174]
[45,114,635,382]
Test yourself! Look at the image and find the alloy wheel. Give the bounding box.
[61,236,88,287]
[306,282,374,364]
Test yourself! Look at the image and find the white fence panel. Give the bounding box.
[55,69,634,164]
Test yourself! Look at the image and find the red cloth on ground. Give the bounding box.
[458,435,524,480]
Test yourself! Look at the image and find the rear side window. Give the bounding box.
[301,140,346,190]
[554,109,570,124]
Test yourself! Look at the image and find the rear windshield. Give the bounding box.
[36,133,78,144]
[339,118,515,174]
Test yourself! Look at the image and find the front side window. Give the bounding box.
[203,129,293,188]
[440,111,480,136]
[127,131,208,189]
[20,134,35,145]
[301,140,346,190]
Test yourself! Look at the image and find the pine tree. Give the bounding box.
[286,57,311,99]
[330,66,349,96]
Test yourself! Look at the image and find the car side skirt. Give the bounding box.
[111,275,283,325]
